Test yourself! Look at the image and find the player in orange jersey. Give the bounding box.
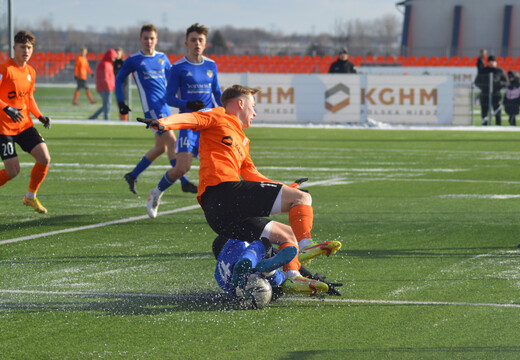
[138,84,341,284]
[0,30,51,214]
[72,47,97,105]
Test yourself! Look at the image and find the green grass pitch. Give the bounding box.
[1,110,520,358]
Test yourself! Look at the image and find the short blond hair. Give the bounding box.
[221,85,259,107]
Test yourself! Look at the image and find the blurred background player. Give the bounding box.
[328,47,357,74]
[72,46,97,105]
[115,24,195,194]
[113,48,128,121]
[0,30,51,213]
[504,71,520,126]
[146,23,222,218]
[89,49,117,120]
[137,85,341,285]
[475,55,507,125]
[476,48,487,74]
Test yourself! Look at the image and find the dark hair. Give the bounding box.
[221,85,259,107]
[186,23,209,39]
[140,24,157,37]
[14,30,36,45]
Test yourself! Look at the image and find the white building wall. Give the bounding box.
[403,0,520,57]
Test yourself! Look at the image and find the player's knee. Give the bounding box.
[6,167,20,179]
[296,190,312,206]
[177,163,191,174]
[40,155,51,166]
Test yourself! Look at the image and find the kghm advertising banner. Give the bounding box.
[218,73,455,125]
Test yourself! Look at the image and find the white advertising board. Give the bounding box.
[218,73,455,125]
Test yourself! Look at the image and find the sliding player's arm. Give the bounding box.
[137,112,200,132]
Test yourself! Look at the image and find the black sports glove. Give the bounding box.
[289,177,309,193]
[186,100,205,111]
[136,117,164,131]
[118,102,131,115]
[309,273,343,296]
[3,106,24,123]
[300,265,343,296]
[38,115,51,129]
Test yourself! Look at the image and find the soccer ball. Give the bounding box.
[235,272,272,309]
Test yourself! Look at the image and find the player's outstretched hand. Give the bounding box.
[3,106,24,123]
[186,100,205,111]
[136,117,164,131]
[118,102,131,115]
[38,115,51,129]
[289,177,309,192]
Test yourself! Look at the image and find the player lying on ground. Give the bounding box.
[213,235,343,308]
[137,84,341,286]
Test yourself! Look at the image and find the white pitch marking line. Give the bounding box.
[282,297,520,308]
[0,289,518,309]
[0,204,200,246]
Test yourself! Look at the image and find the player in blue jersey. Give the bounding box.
[213,235,342,300]
[214,236,292,297]
[115,24,196,195]
[146,23,223,218]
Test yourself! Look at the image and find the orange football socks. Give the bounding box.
[28,162,49,195]
[0,169,10,187]
[280,242,300,272]
[289,204,313,242]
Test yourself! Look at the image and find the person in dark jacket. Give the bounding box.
[475,55,507,125]
[113,48,129,121]
[328,48,357,74]
[504,71,520,126]
[476,49,487,74]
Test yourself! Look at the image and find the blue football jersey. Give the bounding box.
[115,50,171,119]
[166,56,223,113]
[215,239,285,295]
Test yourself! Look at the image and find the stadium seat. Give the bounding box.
[458,56,471,66]
[386,56,396,64]
[426,56,438,66]
[403,56,417,66]
[416,56,428,66]
[447,57,459,66]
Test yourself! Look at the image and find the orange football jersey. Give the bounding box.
[74,55,92,80]
[0,58,42,135]
[158,107,274,201]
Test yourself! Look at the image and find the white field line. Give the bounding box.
[21,162,465,173]
[0,289,518,308]
[19,162,520,184]
[0,204,200,246]
[282,297,520,308]
[44,119,520,131]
